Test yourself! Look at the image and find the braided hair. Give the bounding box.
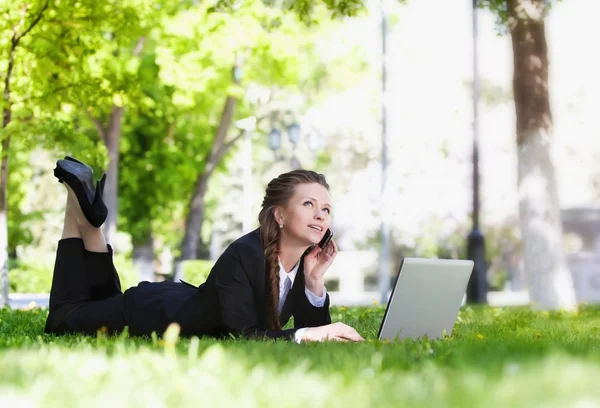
[258,169,329,330]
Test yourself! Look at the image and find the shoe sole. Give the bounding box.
[54,160,108,228]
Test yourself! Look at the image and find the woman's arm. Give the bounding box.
[293,285,332,329]
[214,246,298,341]
[291,247,333,330]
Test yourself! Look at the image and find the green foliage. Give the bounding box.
[8,252,139,293]
[2,306,600,406]
[477,0,509,28]
[115,0,366,250]
[211,0,368,22]
[477,0,561,32]
[6,147,36,254]
[119,108,189,246]
[181,259,215,285]
[0,0,371,288]
[8,259,52,294]
[113,253,144,291]
[2,0,147,124]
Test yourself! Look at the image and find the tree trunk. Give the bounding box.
[0,1,50,306]
[173,172,211,281]
[133,233,155,283]
[508,0,577,310]
[102,106,124,247]
[98,38,145,248]
[0,41,16,308]
[174,61,243,281]
[0,138,10,308]
[181,172,211,261]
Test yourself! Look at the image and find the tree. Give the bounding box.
[481,0,576,310]
[0,0,52,307]
[74,2,167,247]
[114,2,325,281]
[142,1,356,279]
[85,32,148,248]
[118,46,192,281]
[0,0,153,306]
[288,0,575,310]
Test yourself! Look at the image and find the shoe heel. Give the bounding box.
[99,173,107,195]
[89,178,108,227]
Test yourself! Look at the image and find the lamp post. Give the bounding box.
[236,116,257,234]
[268,128,282,154]
[378,0,392,305]
[268,122,303,169]
[287,123,301,145]
[466,0,487,304]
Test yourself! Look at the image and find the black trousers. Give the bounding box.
[44,238,129,335]
[44,238,201,337]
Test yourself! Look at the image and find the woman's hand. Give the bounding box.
[303,239,338,296]
[302,322,364,342]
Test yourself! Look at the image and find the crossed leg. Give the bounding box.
[45,183,126,335]
[62,184,108,253]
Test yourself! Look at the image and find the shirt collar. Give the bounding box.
[278,257,301,286]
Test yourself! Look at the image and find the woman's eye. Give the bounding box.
[324,208,330,214]
[304,201,313,207]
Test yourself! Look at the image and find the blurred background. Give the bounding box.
[2,0,599,310]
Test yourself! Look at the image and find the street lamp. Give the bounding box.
[236,116,257,234]
[378,0,392,305]
[288,123,301,169]
[268,128,281,152]
[287,123,301,145]
[466,0,488,304]
[268,122,303,169]
[232,65,243,83]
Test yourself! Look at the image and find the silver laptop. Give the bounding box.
[378,257,474,341]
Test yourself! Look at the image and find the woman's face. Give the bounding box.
[275,182,332,246]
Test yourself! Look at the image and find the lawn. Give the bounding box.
[1,305,600,407]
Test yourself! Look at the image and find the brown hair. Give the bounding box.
[258,169,330,330]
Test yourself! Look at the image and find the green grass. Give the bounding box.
[2,305,600,407]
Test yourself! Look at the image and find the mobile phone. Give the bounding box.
[318,228,334,249]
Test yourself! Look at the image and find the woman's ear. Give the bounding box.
[273,207,283,225]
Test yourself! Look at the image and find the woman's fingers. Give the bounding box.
[343,324,364,342]
[320,239,336,259]
[305,245,321,261]
[328,335,349,342]
[330,333,363,342]
[331,323,364,342]
[331,238,338,254]
[341,331,365,342]
[307,323,365,343]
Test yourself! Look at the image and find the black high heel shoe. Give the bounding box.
[54,156,108,228]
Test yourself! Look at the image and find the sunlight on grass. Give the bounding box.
[2,306,600,407]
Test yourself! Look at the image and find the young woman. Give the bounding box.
[44,157,364,343]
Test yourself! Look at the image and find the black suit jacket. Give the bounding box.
[174,228,332,340]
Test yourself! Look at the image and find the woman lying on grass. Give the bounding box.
[44,157,364,343]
